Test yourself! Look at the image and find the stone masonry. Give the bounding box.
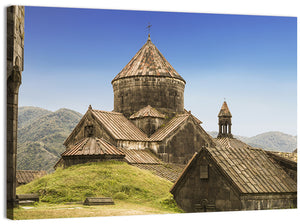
[6,5,25,219]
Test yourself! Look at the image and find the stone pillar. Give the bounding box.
[6,6,24,219]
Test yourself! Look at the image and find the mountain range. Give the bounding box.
[17,106,82,172]
[17,106,297,172]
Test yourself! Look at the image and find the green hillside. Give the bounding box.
[17,107,82,172]
[16,161,181,213]
[18,106,52,129]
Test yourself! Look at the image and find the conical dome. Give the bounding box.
[112,35,185,83]
[112,36,186,117]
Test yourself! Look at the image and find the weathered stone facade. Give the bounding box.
[130,116,165,137]
[112,76,185,117]
[171,150,241,212]
[170,146,297,212]
[154,117,214,164]
[6,5,25,218]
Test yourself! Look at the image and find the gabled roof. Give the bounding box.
[130,105,165,119]
[218,101,232,117]
[149,112,206,141]
[16,170,47,185]
[65,107,208,144]
[149,113,190,141]
[214,137,250,149]
[112,35,185,83]
[171,146,297,194]
[91,110,149,141]
[61,137,125,157]
[209,146,296,193]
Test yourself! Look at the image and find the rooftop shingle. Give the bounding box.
[112,35,185,83]
[62,137,124,157]
[129,105,166,119]
[91,110,149,141]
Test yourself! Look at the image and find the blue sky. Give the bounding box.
[20,6,297,137]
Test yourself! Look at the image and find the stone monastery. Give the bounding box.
[56,35,297,212]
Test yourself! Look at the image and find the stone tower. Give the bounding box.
[217,101,233,138]
[111,35,186,118]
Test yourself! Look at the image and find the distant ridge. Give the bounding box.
[208,131,296,153]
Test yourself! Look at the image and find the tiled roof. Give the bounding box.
[149,112,205,141]
[214,137,250,149]
[133,163,186,183]
[149,113,189,141]
[171,145,297,194]
[130,105,165,119]
[16,170,47,185]
[208,146,297,193]
[218,101,232,117]
[91,110,149,141]
[112,35,185,83]
[121,148,162,164]
[62,137,124,157]
[266,151,297,163]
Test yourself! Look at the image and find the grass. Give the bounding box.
[14,201,178,220]
[16,161,182,219]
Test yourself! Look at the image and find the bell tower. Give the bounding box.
[217,101,233,138]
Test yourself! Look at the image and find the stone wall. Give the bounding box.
[131,117,164,137]
[112,76,185,117]
[172,150,241,212]
[156,118,212,164]
[117,140,148,150]
[6,5,25,218]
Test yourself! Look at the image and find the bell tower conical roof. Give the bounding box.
[218,101,232,117]
[112,35,185,83]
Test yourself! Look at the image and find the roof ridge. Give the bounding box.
[92,109,122,115]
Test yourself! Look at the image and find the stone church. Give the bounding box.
[56,34,215,168]
[56,34,297,211]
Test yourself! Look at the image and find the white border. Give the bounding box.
[1,1,299,224]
